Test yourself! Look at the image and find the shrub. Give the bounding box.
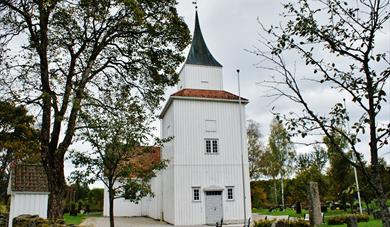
[276,220,310,227]
[355,214,369,222]
[254,219,274,227]
[327,214,370,225]
[254,219,310,227]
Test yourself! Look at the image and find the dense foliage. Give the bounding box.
[0,101,40,203]
[0,0,190,219]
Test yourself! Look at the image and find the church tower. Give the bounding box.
[160,11,252,225]
[177,11,223,91]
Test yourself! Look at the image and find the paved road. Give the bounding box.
[80,217,175,227]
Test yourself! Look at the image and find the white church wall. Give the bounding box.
[144,174,162,219]
[103,175,162,218]
[103,181,142,217]
[161,103,176,224]
[171,99,251,225]
[173,165,250,225]
[178,64,223,90]
[173,99,249,166]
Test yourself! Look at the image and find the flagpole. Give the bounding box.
[237,69,247,226]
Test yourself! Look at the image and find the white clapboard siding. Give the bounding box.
[163,98,251,225]
[178,64,223,90]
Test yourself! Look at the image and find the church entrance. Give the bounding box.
[205,191,223,225]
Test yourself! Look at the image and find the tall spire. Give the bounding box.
[185,11,222,67]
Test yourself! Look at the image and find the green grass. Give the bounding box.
[252,208,307,218]
[63,212,102,225]
[252,208,383,226]
[319,219,383,227]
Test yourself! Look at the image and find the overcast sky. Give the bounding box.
[170,0,390,160]
[70,0,389,187]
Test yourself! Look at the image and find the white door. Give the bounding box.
[205,191,223,225]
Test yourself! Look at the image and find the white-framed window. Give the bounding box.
[226,186,234,200]
[192,187,201,202]
[205,139,218,153]
[205,120,217,132]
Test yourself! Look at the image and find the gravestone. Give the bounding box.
[295,201,302,214]
[347,216,358,227]
[308,182,322,226]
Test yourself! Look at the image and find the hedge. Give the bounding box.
[254,219,310,227]
[327,214,369,225]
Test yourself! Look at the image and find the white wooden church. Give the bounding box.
[103,11,252,225]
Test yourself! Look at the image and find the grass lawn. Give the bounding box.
[319,219,383,227]
[252,208,383,226]
[63,212,102,225]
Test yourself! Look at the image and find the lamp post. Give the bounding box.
[237,69,247,226]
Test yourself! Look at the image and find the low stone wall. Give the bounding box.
[12,214,74,227]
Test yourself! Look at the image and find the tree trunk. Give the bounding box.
[45,154,66,220]
[109,188,115,227]
[273,177,278,206]
[281,176,285,209]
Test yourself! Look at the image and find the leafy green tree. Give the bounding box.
[247,120,266,180]
[297,145,328,173]
[0,0,190,219]
[268,118,296,208]
[70,90,166,227]
[0,101,40,203]
[252,0,390,224]
[288,166,329,204]
[87,188,104,212]
[250,181,270,208]
[324,129,355,209]
[259,147,281,206]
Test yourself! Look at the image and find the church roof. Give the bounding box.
[160,89,248,119]
[107,146,161,178]
[172,89,248,101]
[185,11,222,67]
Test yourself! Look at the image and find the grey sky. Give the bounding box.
[172,0,390,161]
[70,0,389,187]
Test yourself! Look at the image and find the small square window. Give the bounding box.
[193,187,201,201]
[227,187,234,200]
[205,139,218,154]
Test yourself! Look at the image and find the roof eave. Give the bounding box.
[159,96,249,119]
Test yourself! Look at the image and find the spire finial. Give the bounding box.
[192,0,198,10]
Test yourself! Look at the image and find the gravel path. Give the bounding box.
[80,216,246,227]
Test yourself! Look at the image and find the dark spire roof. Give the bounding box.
[185,11,222,67]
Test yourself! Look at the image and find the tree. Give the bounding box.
[0,0,190,219]
[252,0,390,224]
[247,120,266,180]
[0,101,40,203]
[297,145,328,173]
[259,146,281,206]
[289,165,329,204]
[324,129,354,209]
[268,118,296,208]
[70,89,166,227]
